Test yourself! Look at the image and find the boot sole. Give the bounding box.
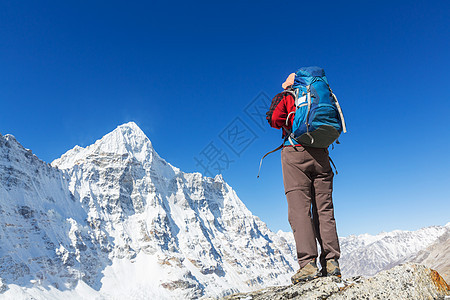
[291,274,319,285]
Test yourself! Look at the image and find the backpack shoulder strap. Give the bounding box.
[330,91,347,133]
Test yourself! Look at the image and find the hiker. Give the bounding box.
[265,68,344,284]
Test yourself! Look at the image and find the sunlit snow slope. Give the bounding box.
[0,123,297,299]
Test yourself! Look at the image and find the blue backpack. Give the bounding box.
[285,66,347,148]
[258,66,347,177]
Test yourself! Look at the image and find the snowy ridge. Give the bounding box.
[339,224,449,277]
[277,224,449,278]
[0,133,102,291]
[0,123,297,299]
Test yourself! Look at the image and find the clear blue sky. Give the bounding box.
[1,0,449,237]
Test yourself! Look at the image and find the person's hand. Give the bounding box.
[282,73,296,90]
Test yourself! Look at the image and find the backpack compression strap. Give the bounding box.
[304,85,316,144]
[257,126,291,178]
[257,144,284,178]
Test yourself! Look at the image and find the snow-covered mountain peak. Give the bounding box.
[52,122,175,174]
[1,133,43,168]
[214,174,224,182]
[3,133,16,140]
[2,134,22,149]
[113,121,149,145]
[94,121,152,157]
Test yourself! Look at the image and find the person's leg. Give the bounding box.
[286,189,317,268]
[309,148,340,261]
[281,147,318,268]
[311,188,326,271]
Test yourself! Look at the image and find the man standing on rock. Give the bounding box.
[266,70,342,284]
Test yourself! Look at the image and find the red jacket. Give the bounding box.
[266,91,296,138]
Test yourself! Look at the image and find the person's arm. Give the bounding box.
[266,92,295,131]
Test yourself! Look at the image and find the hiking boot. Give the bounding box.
[319,257,327,277]
[322,259,341,277]
[291,260,320,284]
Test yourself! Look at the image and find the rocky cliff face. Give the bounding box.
[0,123,298,299]
[409,230,450,283]
[220,263,449,300]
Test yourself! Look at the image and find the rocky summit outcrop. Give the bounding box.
[409,230,450,284]
[220,264,449,300]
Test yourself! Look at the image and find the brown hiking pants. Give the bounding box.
[281,146,340,268]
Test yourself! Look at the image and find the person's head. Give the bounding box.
[282,73,296,90]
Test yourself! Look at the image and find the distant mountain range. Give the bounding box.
[279,223,449,280]
[0,122,448,299]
